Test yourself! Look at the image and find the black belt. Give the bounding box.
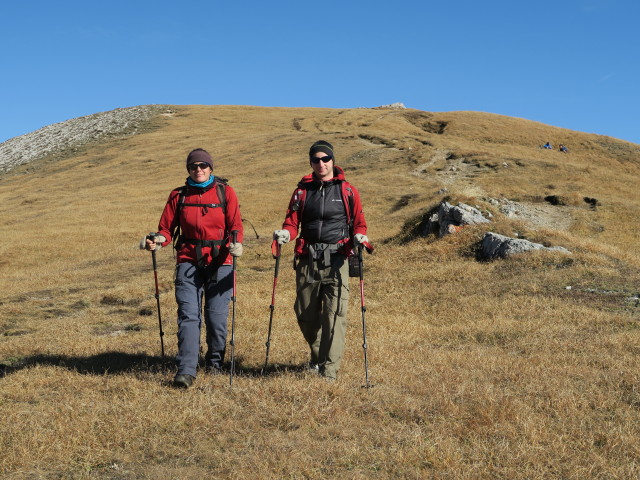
[305,242,340,282]
[181,238,224,267]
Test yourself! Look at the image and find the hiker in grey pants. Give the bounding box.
[144,148,244,388]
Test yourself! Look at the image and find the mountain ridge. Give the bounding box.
[2,104,638,175]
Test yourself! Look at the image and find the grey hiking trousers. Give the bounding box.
[174,262,233,377]
[294,253,350,379]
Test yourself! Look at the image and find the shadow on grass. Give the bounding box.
[382,201,443,245]
[0,351,171,378]
[0,352,311,380]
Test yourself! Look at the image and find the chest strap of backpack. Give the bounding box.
[180,202,225,210]
[178,180,227,215]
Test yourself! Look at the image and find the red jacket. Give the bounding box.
[282,166,367,257]
[157,180,243,266]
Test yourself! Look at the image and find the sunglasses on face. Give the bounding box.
[188,163,210,171]
[310,155,332,164]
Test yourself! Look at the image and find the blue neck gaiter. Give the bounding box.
[187,175,215,188]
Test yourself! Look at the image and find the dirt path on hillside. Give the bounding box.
[412,149,487,197]
[496,199,573,231]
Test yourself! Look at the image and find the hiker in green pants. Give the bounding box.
[274,140,370,380]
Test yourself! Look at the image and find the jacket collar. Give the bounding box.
[298,166,346,186]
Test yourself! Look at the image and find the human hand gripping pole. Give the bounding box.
[261,240,281,375]
[229,230,239,387]
[273,229,290,245]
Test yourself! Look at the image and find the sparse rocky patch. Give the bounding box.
[372,102,406,109]
[486,197,573,231]
[0,105,169,172]
[408,199,573,261]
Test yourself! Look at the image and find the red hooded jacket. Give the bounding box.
[157,180,243,266]
[282,166,367,257]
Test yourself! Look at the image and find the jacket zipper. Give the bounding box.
[318,182,325,240]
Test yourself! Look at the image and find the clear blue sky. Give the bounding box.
[2,1,639,144]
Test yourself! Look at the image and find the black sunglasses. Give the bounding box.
[188,163,210,171]
[310,155,332,164]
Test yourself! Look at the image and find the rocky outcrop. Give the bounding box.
[481,232,571,259]
[0,105,168,172]
[423,202,491,237]
[373,103,406,109]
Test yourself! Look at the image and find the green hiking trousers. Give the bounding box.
[294,253,350,379]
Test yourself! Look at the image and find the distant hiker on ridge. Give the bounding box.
[543,142,553,149]
[559,144,569,153]
[142,148,244,389]
[273,140,372,381]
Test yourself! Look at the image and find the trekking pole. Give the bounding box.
[229,230,239,387]
[148,233,165,358]
[357,245,371,388]
[261,240,281,375]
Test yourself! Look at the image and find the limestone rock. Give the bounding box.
[481,232,571,259]
[373,102,406,109]
[438,202,490,236]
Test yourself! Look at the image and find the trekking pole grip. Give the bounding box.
[147,233,159,268]
[271,239,281,259]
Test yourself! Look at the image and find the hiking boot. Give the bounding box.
[307,362,320,372]
[173,374,194,388]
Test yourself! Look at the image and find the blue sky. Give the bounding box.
[2,1,639,144]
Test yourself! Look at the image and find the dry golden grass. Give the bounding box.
[1,105,639,479]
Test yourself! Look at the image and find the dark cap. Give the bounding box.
[186,148,213,169]
[309,140,334,160]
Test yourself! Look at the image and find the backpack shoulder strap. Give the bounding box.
[291,187,307,214]
[171,186,188,252]
[215,179,227,214]
[176,185,187,205]
[344,183,355,214]
[342,183,356,230]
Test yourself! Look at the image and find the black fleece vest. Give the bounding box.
[300,181,348,244]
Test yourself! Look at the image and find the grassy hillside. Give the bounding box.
[1,105,639,479]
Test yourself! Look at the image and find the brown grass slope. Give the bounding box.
[0,105,639,479]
